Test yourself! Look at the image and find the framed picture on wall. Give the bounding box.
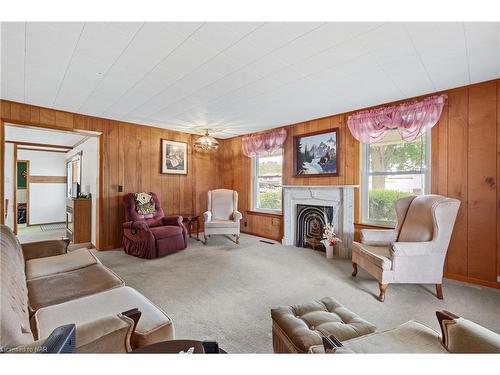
[294,128,339,177]
[161,139,188,174]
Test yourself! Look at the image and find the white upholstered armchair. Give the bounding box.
[352,195,460,302]
[203,189,242,244]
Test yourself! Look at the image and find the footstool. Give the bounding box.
[271,297,377,353]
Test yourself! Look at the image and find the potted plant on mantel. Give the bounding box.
[322,212,341,259]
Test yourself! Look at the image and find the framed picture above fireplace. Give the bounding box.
[294,128,339,177]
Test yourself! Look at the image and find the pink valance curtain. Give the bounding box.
[347,94,447,144]
[242,128,287,157]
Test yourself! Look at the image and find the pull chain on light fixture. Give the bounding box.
[193,129,219,151]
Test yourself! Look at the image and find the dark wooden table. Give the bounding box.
[132,340,226,354]
[181,214,200,241]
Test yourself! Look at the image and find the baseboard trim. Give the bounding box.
[26,220,66,227]
[96,244,118,251]
[241,229,281,242]
[444,272,500,289]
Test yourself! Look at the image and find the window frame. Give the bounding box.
[361,130,431,227]
[252,151,283,214]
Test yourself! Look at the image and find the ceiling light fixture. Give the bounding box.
[193,129,219,151]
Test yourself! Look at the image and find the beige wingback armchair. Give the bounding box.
[352,194,460,302]
[203,189,242,244]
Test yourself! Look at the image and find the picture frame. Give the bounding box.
[161,139,188,174]
[293,128,339,177]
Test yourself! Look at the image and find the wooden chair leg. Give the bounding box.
[378,283,388,302]
[351,263,358,277]
[435,284,444,299]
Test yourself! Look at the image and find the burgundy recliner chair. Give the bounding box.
[122,192,187,258]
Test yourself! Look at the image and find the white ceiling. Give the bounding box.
[1,22,499,139]
[4,124,87,147]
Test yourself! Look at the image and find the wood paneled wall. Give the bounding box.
[0,100,222,250]
[430,80,500,287]
[221,79,500,289]
[2,79,500,287]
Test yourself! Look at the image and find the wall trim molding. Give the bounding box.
[444,272,500,289]
[29,175,66,183]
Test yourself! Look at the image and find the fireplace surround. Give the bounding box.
[282,185,358,258]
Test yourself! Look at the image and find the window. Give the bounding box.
[253,149,283,212]
[362,130,430,226]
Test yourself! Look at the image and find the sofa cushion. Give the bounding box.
[145,218,164,228]
[27,264,124,312]
[0,225,34,350]
[26,248,98,280]
[205,220,240,228]
[352,243,392,270]
[149,225,183,240]
[271,297,376,353]
[341,320,447,353]
[32,286,174,348]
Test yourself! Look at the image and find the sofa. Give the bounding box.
[122,192,187,258]
[0,225,174,353]
[309,310,500,354]
[272,297,500,354]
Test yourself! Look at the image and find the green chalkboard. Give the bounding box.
[17,161,28,189]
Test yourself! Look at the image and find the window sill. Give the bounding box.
[247,210,283,218]
[355,222,395,230]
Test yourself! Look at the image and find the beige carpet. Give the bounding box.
[94,234,500,353]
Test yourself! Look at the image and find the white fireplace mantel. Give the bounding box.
[282,185,359,258]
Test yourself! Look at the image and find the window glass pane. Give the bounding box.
[257,180,282,210]
[363,130,429,224]
[367,174,426,222]
[256,150,282,210]
[368,131,427,173]
[257,150,283,177]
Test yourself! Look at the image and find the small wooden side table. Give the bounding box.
[181,214,200,241]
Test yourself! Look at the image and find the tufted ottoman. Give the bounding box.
[271,297,377,353]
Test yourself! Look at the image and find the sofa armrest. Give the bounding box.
[75,313,136,353]
[162,216,183,226]
[232,210,242,222]
[361,229,398,246]
[203,211,212,223]
[436,311,500,353]
[8,310,140,354]
[22,239,70,261]
[123,221,149,232]
[390,241,436,257]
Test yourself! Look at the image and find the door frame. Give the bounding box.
[2,122,101,243]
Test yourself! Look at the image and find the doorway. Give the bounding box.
[3,124,101,244]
